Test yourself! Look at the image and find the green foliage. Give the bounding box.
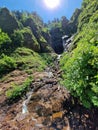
[78,0,98,30]
[20,27,40,52]
[6,77,32,100]
[40,53,56,66]
[60,0,98,107]
[60,48,98,108]
[0,54,17,77]
[12,27,41,52]
[10,47,48,72]
[0,29,11,45]
[60,22,98,108]
[0,8,51,53]
[11,29,24,47]
[0,29,12,53]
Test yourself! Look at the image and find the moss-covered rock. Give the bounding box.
[39,36,51,53]
[21,27,40,52]
[23,17,51,52]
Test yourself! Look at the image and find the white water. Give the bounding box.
[21,70,54,128]
[57,55,61,60]
[22,88,44,128]
[22,101,28,114]
[22,91,33,114]
[48,72,53,78]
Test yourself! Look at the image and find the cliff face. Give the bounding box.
[67,8,81,35]
[0,8,52,53]
[20,27,40,52]
[48,9,81,54]
[50,27,64,54]
[0,8,19,34]
[0,7,82,54]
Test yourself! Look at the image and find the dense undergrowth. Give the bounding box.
[0,46,55,100]
[0,47,54,78]
[60,0,98,108]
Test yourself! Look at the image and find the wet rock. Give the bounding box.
[44,78,58,85]
[32,82,45,92]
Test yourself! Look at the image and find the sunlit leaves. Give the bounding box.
[60,24,98,108]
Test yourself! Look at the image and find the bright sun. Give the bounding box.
[43,0,60,9]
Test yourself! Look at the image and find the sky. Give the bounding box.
[0,0,83,23]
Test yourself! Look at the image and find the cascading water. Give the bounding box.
[22,101,28,114]
[21,70,54,128]
[22,91,33,114]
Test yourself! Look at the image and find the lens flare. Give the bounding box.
[43,0,60,9]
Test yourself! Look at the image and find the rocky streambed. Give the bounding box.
[0,61,98,130]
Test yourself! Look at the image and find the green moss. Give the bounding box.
[10,47,46,72]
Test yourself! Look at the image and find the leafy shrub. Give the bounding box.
[11,29,24,47]
[6,77,32,100]
[40,53,55,66]
[78,0,98,30]
[0,29,12,53]
[0,54,17,76]
[60,24,98,108]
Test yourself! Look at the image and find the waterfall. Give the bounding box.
[22,91,33,114]
[22,101,28,114]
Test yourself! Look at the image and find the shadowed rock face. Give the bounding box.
[50,27,64,54]
[0,8,19,34]
[21,27,40,52]
[23,17,52,53]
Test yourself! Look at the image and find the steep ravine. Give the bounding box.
[0,56,98,130]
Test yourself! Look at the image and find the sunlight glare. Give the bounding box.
[43,0,60,9]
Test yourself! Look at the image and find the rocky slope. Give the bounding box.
[0,58,98,130]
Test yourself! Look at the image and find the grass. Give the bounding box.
[10,47,48,72]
